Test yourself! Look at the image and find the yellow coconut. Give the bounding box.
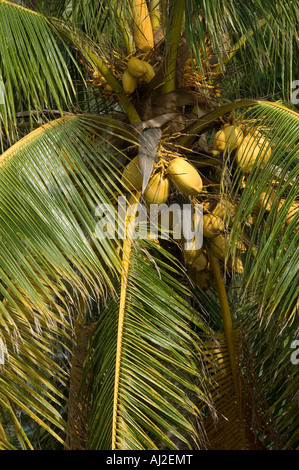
[142,61,155,83]
[144,172,170,205]
[254,133,272,158]
[247,206,259,226]
[235,134,271,173]
[209,234,229,260]
[202,213,225,238]
[192,252,208,272]
[167,157,203,196]
[213,125,244,153]
[121,155,143,191]
[276,199,298,228]
[127,58,147,78]
[183,240,202,265]
[122,68,138,94]
[256,191,276,212]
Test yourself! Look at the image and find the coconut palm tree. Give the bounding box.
[0,0,298,450]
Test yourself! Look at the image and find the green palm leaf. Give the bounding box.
[0,113,137,447]
[184,0,298,101]
[206,103,299,449]
[0,0,77,144]
[227,102,299,323]
[84,230,212,450]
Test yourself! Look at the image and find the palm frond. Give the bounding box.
[0,0,77,145]
[184,0,298,101]
[202,330,274,450]
[216,102,299,449]
[227,101,299,325]
[0,113,138,447]
[84,232,212,450]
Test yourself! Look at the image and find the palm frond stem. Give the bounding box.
[161,0,185,95]
[210,255,246,449]
[211,19,267,79]
[112,1,135,55]
[150,0,162,31]
[111,191,141,450]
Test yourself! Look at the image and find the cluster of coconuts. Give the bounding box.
[182,198,246,291]
[122,58,155,95]
[213,124,272,173]
[213,123,298,229]
[121,155,203,205]
[248,190,299,229]
[121,154,246,291]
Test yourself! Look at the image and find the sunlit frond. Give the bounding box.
[85,237,212,450]
[0,113,138,447]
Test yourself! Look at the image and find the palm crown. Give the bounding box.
[0,0,298,450]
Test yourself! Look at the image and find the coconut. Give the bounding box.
[202,213,225,238]
[122,69,137,94]
[183,240,202,265]
[213,125,243,153]
[143,172,170,205]
[142,61,155,83]
[235,134,271,173]
[209,234,229,260]
[256,191,276,212]
[276,199,298,228]
[121,156,143,191]
[127,58,147,78]
[285,202,298,226]
[246,204,261,226]
[167,157,203,196]
[192,252,208,272]
[213,199,237,221]
[253,132,272,156]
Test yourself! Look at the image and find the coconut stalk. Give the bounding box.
[209,255,246,449]
[53,21,141,123]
